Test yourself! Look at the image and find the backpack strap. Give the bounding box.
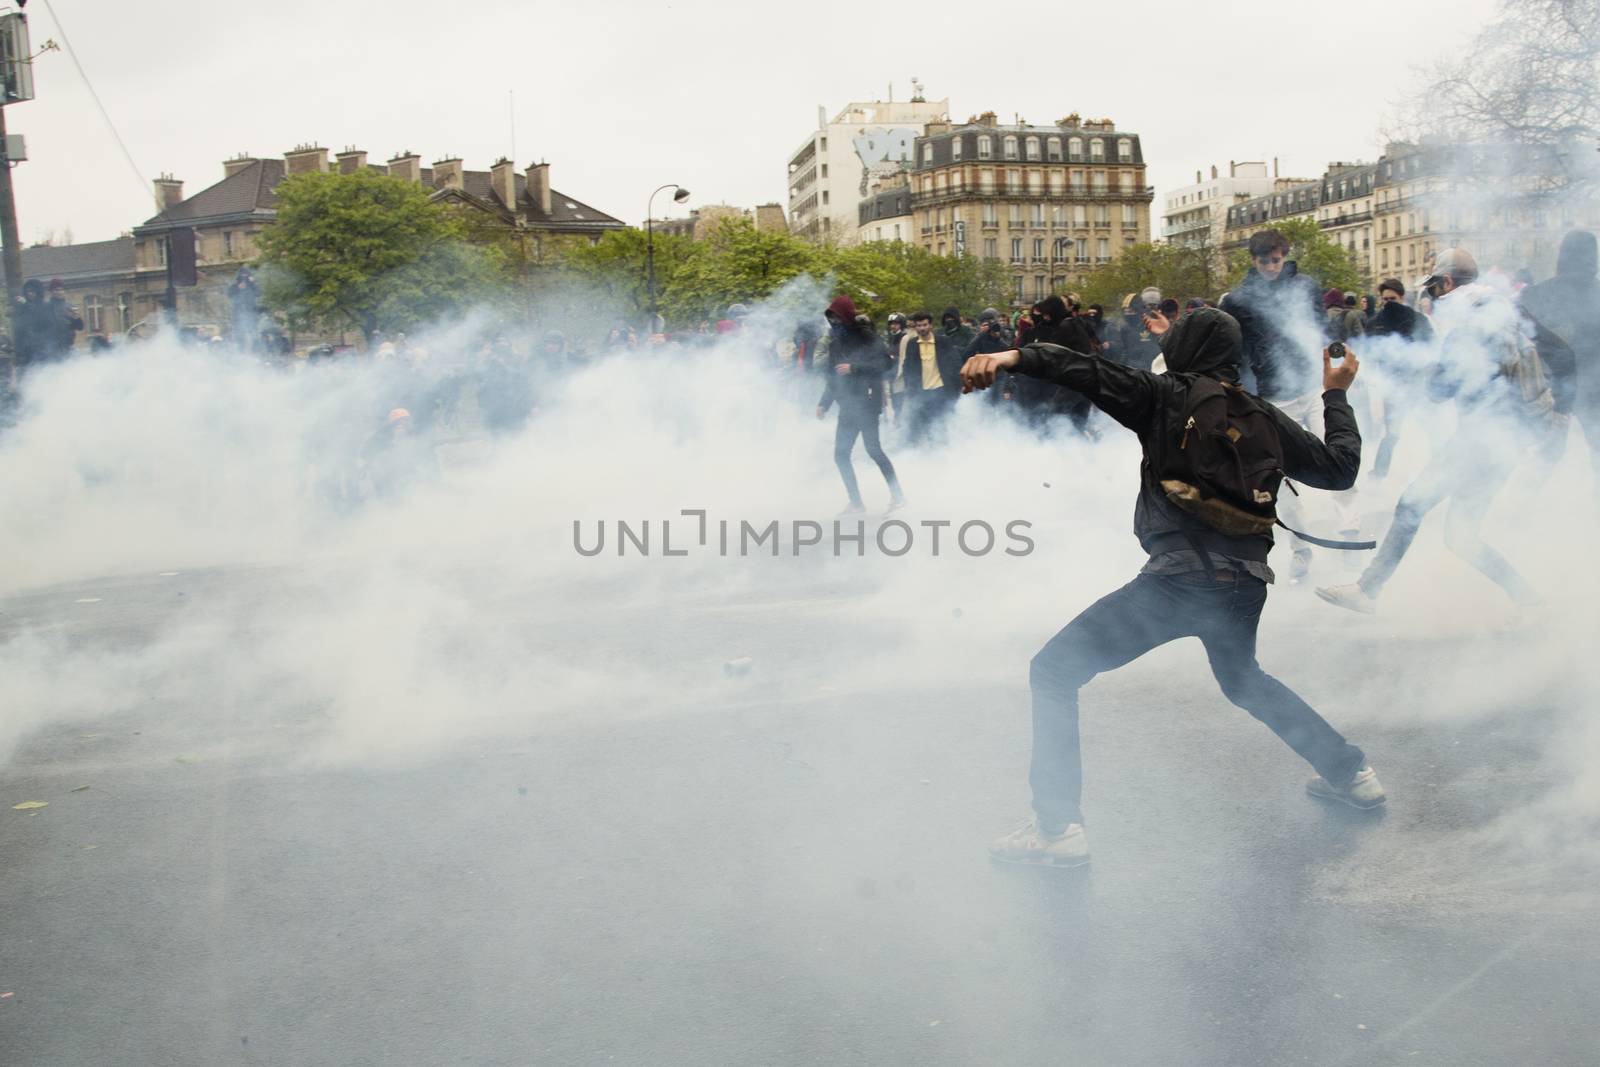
[1274,520,1376,550]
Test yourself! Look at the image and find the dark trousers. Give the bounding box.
[1029,572,1365,830]
[906,387,955,444]
[1358,431,1536,604]
[834,401,902,507]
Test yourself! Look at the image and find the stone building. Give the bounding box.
[1161,161,1303,251]
[12,145,626,350]
[655,203,787,241]
[786,95,951,243]
[856,170,913,245]
[908,113,1154,306]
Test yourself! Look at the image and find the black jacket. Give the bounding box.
[1013,308,1361,562]
[1220,262,1323,402]
[818,323,892,413]
[1368,300,1434,344]
[1519,230,1599,414]
[898,330,964,394]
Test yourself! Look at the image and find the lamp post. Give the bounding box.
[646,183,689,333]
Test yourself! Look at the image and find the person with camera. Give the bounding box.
[960,306,1381,868]
[962,308,1015,406]
[817,295,905,514]
[1317,248,1546,616]
[1222,230,1360,581]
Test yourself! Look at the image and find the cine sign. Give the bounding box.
[0,13,34,106]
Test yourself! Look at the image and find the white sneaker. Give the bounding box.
[1306,765,1386,810]
[1316,582,1377,614]
[989,818,1089,868]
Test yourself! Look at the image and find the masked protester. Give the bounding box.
[1318,248,1546,615]
[1021,295,1097,434]
[1105,291,1162,369]
[1518,230,1600,487]
[1366,278,1436,479]
[939,305,976,351]
[1223,229,1360,581]
[960,306,1380,867]
[962,308,1016,406]
[816,296,905,514]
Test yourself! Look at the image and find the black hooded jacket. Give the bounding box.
[1519,230,1600,412]
[1011,308,1361,566]
[1219,261,1324,402]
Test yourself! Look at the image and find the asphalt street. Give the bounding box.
[2,564,1596,1066]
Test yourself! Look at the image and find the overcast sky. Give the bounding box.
[9,0,1499,246]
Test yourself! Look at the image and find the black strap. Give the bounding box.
[1275,520,1377,550]
[1180,530,1219,581]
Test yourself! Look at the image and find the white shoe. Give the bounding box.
[1316,582,1377,614]
[989,818,1089,869]
[1306,765,1386,810]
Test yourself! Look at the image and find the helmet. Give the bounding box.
[887,312,907,327]
[727,303,749,319]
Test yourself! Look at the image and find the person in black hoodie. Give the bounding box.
[1023,294,1097,433]
[960,307,1380,868]
[1519,230,1600,483]
[817,295,905,513]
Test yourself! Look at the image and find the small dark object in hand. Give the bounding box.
[1328,341,1346,361]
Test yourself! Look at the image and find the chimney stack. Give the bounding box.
[1273,157,1279,177]
[491,157,517,211]
[526,161,551,216]
[224,154,258,179]
[387,151,422,183]
[335,147,369,175]
[153,173,184,212]
[1210,164,1218,180]
[285,143,329,175]
[432,157,464,191]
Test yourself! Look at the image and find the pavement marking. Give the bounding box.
[159,572,180,577]
[75,597,102,604]
[12,801,48,810]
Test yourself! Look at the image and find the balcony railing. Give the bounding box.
[911,184,1156,208]
[1320,211,1374,229]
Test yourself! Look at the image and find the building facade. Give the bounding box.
[857,170,913,244]
[655,203,787,241]
[786,96,950,244]
[908,113,1153,305]
[1161,161,1298,250]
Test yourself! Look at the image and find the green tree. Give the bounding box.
[257,170,507,342]
[1078,240,1224,309]
[664,220,822,323]
[1223,217,1367,294]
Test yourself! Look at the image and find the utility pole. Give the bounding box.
[0,104,21,315]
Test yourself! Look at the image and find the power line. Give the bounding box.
[39,0,149,202]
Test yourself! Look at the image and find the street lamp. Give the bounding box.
[646,183,689,332]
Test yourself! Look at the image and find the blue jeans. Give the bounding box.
[1028,572,1366,829]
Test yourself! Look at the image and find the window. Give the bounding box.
[1049,170,1064,193]
[223,231,235,257]
[1031,203,1044,226]
[1033,238,1045,259]
[1008,168,1022,191]
[980,168,994,193]
[1408,244,1416,265]
[821,191,829,205]
[84,295,103,333]
[1025,137,1040,161]
[1003,136,1019,160]
[938,242,945,256]
[1091,171,1107,193]
[1046,137,1061,161]
[1089,139,1105,162]
[1380,218,1388,238]
[922,143,933,164]
[1068,138,1084,162]
[1122,204,1136,226]
[1009,204,1022,226]
[820,137,827,150]
[1035,275,1047,300]
[978,136,993,159]
[820,164,828,177]
[1117,138,1132,163]
[1027,170,1042,193]
[982,203,998,225]
[1097,237,1110,261]
[117,292,131,331]
[893,223,901,241]
[1120,172,1134,193]
[952,139,963,161]
[950,171,962,192]
[157,239,168,267]
[984,237,998,258]
[1095,205,1110,227]
[1015,277,1025,303]
[1011,237,1023,262]
[1073,205,1087,227]
[1075,237,1089,263]
[935,173,947,192]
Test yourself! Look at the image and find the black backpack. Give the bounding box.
[1157,377,1375,550]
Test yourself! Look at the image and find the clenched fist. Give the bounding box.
[960,350,1021,393]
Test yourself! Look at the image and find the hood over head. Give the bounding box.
[978,307,1000,323]
[1035,295,1070,327]
[1159,307,1242,381]
[940,305,962,326]
[1556,230,1597,279]
[1323,287,1346,310]
[826,295,858,323]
